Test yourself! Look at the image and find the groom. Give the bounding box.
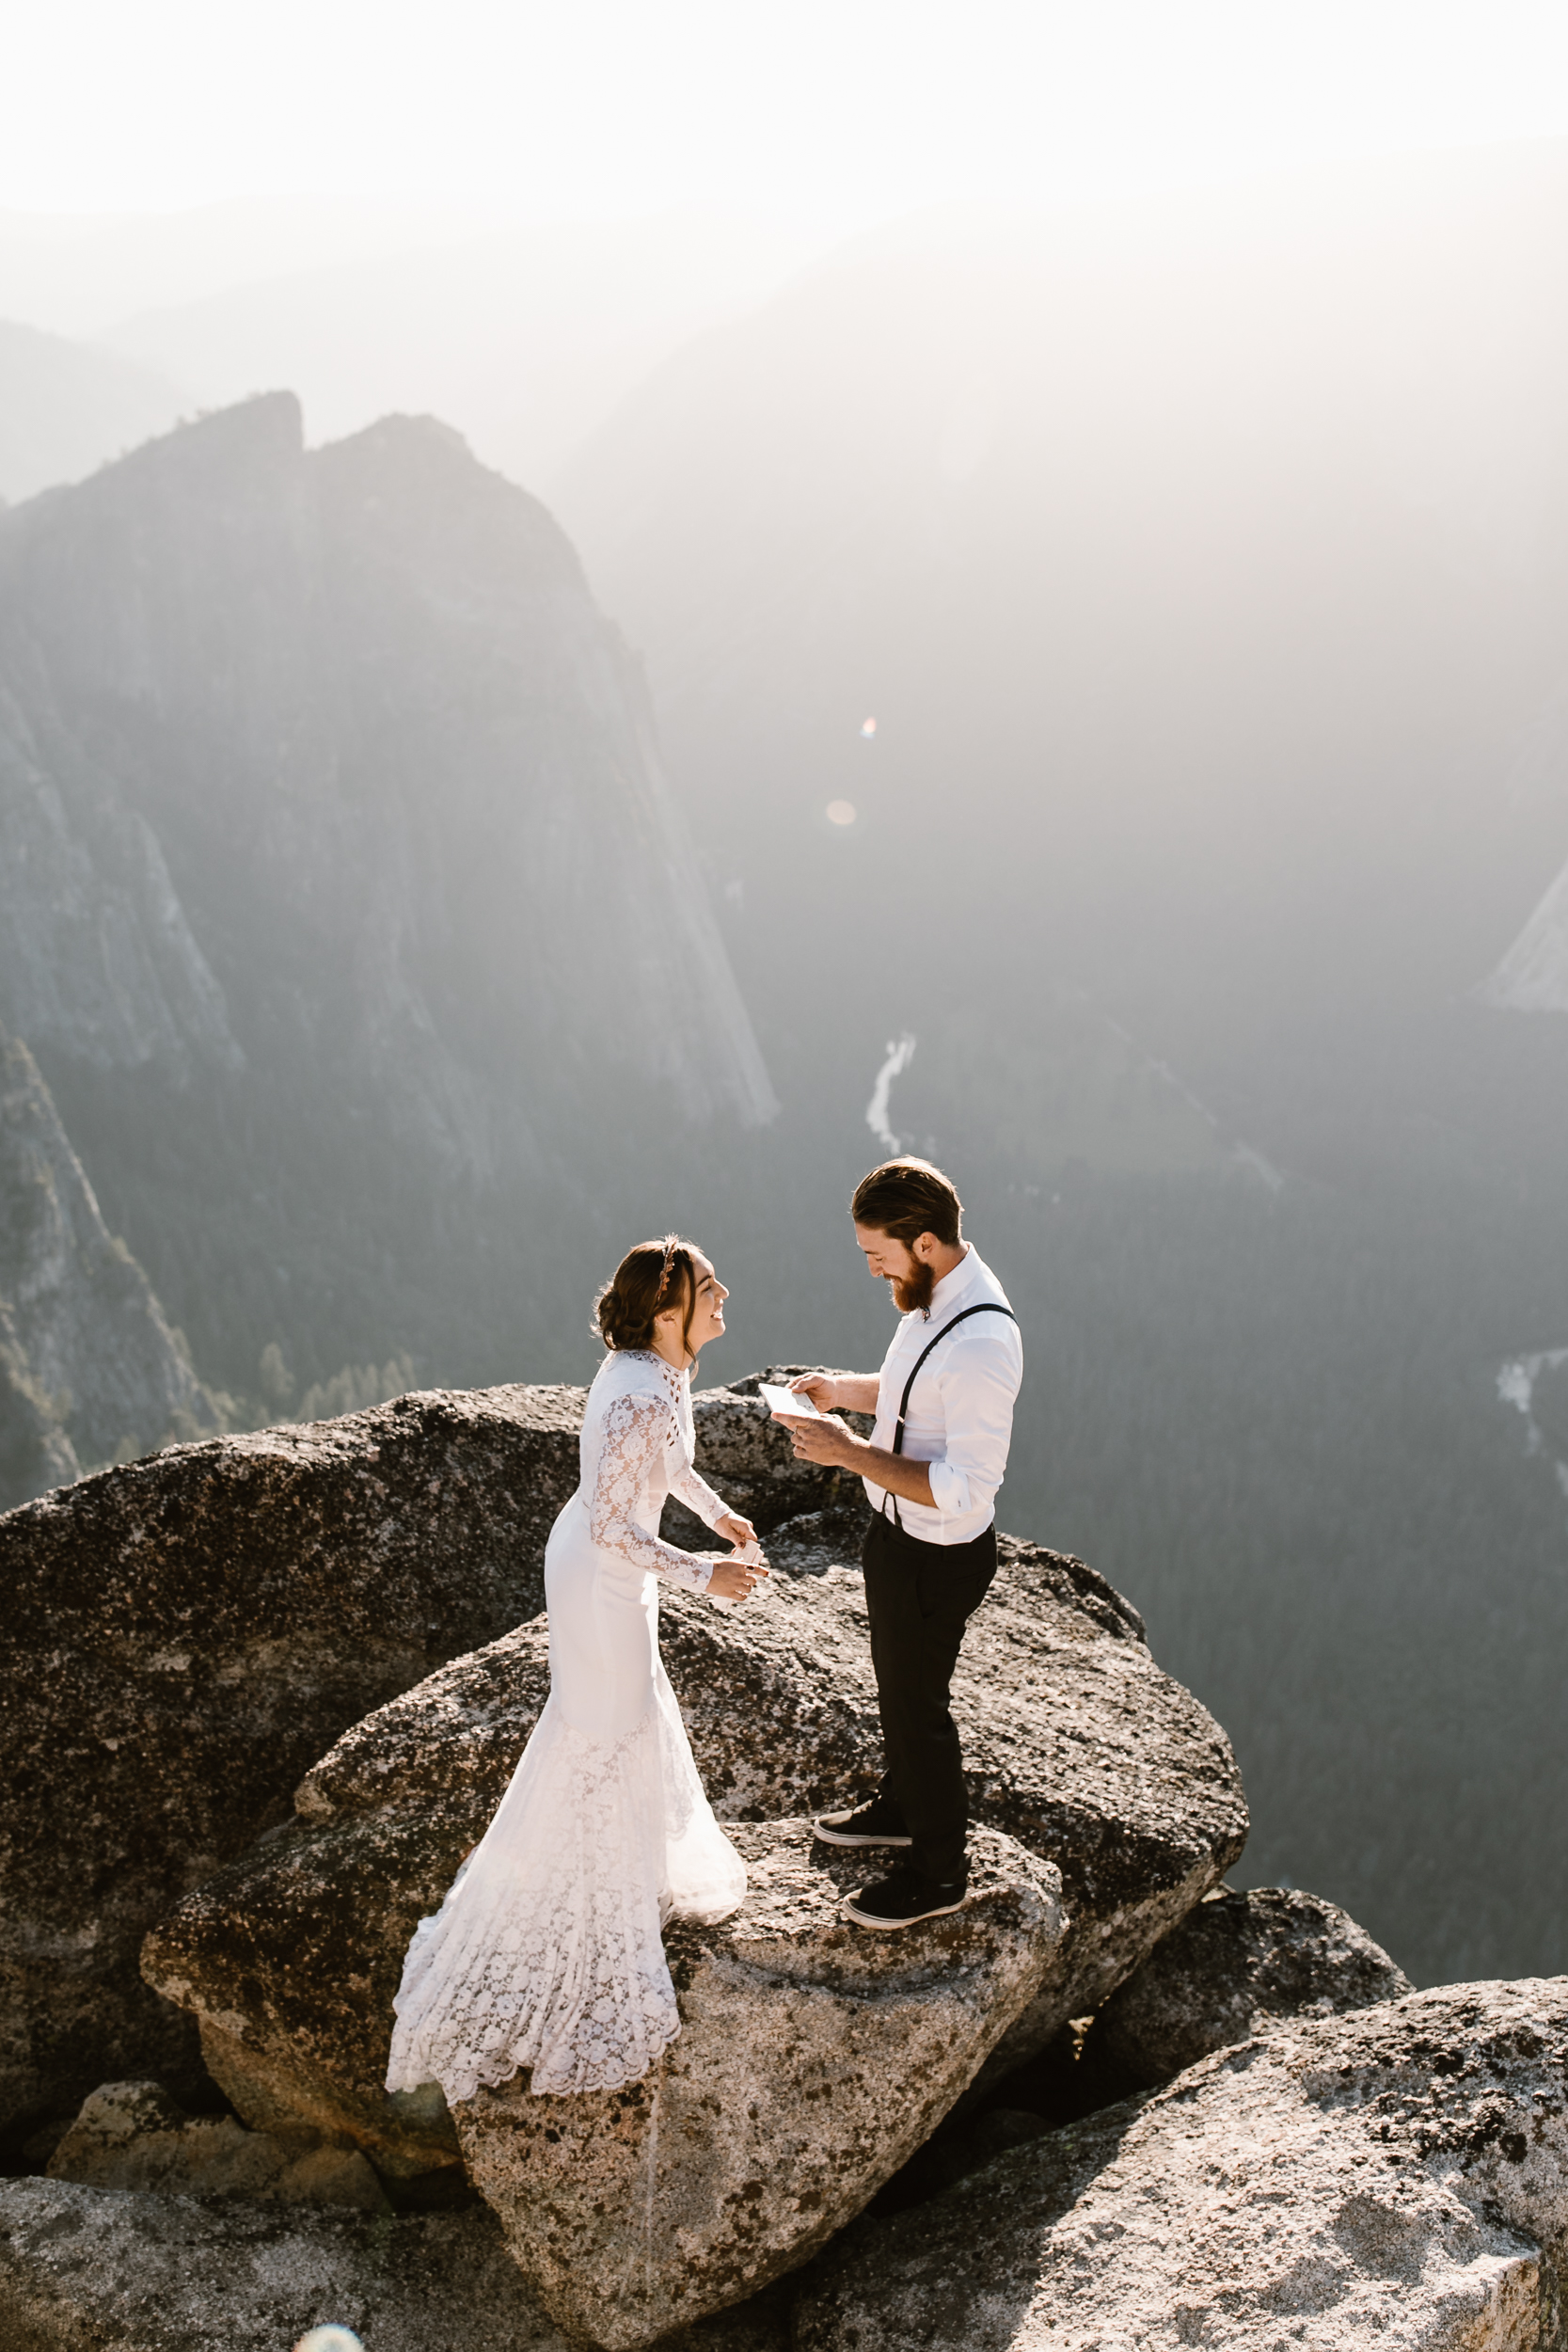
[779,1156,1022,1930]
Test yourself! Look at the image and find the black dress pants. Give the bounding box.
[861,1509,998,1883]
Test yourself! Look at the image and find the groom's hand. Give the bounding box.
[788,1374,838,1411]
[777,1410,863,1470]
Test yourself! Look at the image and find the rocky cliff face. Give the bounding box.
[0,394,775,1400]
[12,1369,1543,2352]
[0,1022,221,1504]
[0,1381,586,2137]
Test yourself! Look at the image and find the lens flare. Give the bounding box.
[826,800,857,826]
[860,717,877,738]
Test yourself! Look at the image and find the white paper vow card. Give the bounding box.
[759,1382,824,1420]
[709,1536,764,1612]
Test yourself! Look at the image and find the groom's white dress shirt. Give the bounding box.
[862,1242,1023,1547]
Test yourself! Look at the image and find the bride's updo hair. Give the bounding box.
[594,1234,700,1356]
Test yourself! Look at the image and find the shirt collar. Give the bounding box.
[920,1242,976,1322]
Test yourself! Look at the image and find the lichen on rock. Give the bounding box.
[795,1978,1568,2352]
[46,2078,387,2212]
[1096,1881,1413,2088]
[457,1820,1063,2347]
[0,2175,569,2352]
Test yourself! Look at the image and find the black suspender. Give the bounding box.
[881,1300,1019,1527]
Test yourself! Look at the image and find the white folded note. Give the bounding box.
[759,1381,824,1421]
[708,1534,765,1611]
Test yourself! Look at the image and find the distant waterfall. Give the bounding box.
[865,1035,916,1154]
[1497,1346,1568,1514]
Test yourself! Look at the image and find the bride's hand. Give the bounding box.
[715,1511,757,1548]
[706,1553,769,1602]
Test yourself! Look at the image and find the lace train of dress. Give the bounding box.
[385,1350,747,2101]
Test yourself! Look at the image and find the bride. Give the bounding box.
[385,1235,767,2102]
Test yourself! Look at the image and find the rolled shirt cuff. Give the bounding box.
[926,1457,974,1518]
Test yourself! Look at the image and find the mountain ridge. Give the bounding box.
[0,393,775,1407]
[0,317,186,505]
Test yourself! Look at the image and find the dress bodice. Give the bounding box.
[578,1349,727,1590]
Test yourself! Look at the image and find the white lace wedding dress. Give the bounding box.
[384,1348,747,2100]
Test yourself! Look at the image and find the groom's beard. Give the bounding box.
[891,1261,935,1314]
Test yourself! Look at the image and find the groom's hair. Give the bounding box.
[851,1157,963,1248]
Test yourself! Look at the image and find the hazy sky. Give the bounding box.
[7,0,1568,228]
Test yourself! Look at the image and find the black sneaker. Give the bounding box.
[814,1798,913,1849]
[845,1868,969,1929]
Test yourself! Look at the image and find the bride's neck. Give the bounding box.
[649,1335,690,1372]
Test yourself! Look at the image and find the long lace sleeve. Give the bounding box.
[588,1392,716,1591]
[667,1457,728,1532]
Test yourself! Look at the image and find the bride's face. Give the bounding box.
[657,1250,728,1360]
